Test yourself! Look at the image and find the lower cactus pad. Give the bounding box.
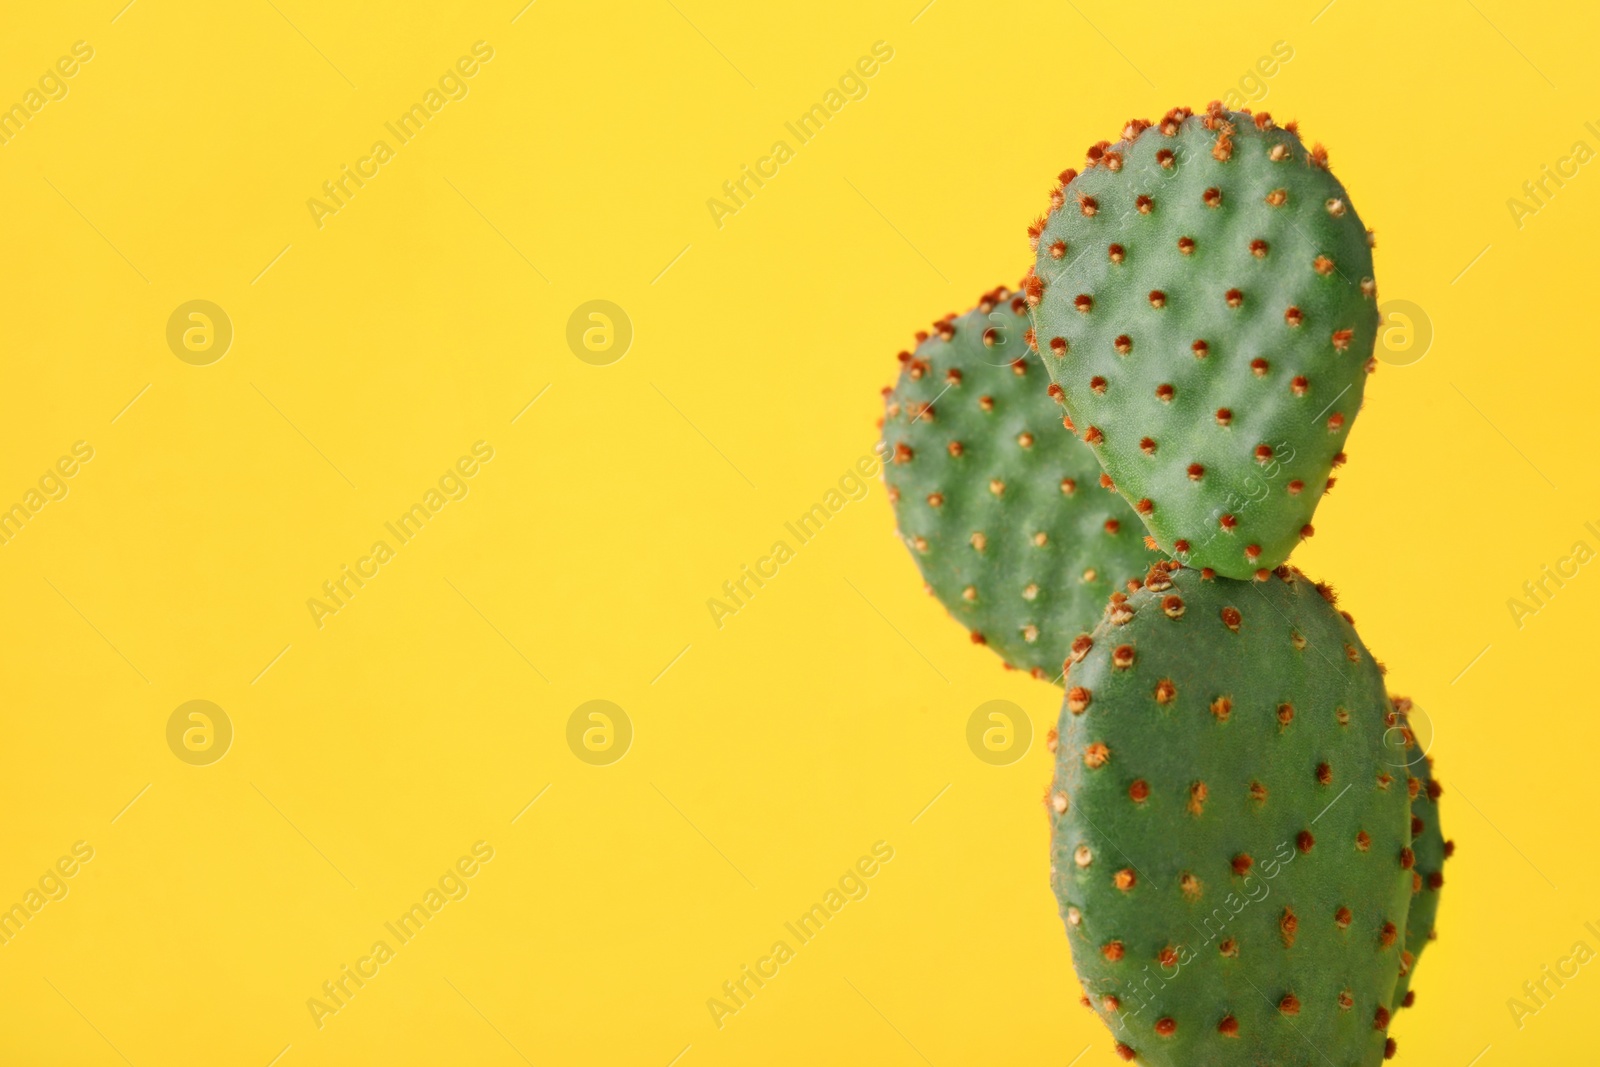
[1050,563,1412,1064]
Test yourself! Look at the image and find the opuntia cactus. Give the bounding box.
[1389,697,1448,1011]
[1026,104,1379,580]
[883,286,1161,680]
[1049,563,1411,1064]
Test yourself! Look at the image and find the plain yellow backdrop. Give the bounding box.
[0,0,1594,1063]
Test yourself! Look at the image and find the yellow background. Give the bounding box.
[0,0,1594,1063]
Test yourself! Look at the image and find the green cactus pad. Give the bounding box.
[1389,698,1448,1011]
[1049,564,1412,1064]
[1026,104,1380,579]
[882,287,1161,681]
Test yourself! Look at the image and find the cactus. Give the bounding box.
[882,286,1161,681]
[1389,697,1448,1011]
[1049,563,1411,1064]
[1026,104,1379,579]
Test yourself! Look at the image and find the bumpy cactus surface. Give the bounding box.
[882,287,1161,680]
[1389,697,1448,1011]
[1049,564,1411,1064]
[1027,104,1380,579]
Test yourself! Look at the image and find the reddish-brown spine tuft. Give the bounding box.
[1024,272,1044,305]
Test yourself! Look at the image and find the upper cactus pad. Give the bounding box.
[1027,105,1379,579]
[1050,564,1411,1064]
[882,288,1160,680]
